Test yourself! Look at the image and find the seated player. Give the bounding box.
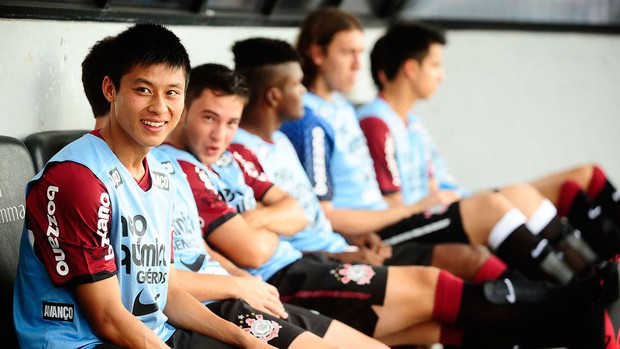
[13,23,271,349]
[160,62,614,348]
[359,20,620,264]
[152,146,386,349]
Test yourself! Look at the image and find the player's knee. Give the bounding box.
[500,183,540,200]
[573,163,598,184]
[467,191,513,215]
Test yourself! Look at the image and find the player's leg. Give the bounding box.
[374,321,442,347]
[499,183,599,274]
[459,192,575,283]
[557,180,620,260]
[378,193,573,283]
[530,163,595,204]
[206,299,339,349]
[320,320,390,349]
[283,302,388,349]
[429,243,508,282]
[374,265,612,348]
[385,240,508,282]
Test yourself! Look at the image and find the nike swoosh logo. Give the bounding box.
[504,278,516,304]
[180,254,206,272]
[132,290,160,317]
[530,239,548,259]
[588,206,602,220]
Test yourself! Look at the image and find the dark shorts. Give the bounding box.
[384,241,435,266]
[207,299,331,347]
[379,201,466,245]
[96,331,237,349]
[267,254,388,336]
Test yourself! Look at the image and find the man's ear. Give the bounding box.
[378,69,388,87]
[265,87,282,108]
[402,58,420,80]
[308,43,325,67]
[102,76,116,103]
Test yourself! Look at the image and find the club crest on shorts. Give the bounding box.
[331,263,375,285]
[238,313,281,342]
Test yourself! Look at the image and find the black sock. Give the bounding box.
[588,166,620,228]
[495,224,574,284]
[559,181,620,260]
[459,275,607,348]
[537,215,598,275]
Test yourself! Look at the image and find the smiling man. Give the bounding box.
[13,24,271,349]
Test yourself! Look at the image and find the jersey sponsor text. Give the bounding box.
[120,214,168,283]
[96,192,114,261]
[42,302,74,322]
[45,185,69,276]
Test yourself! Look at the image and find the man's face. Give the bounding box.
[278,62,307,121]
[413,43,445,100]
[315,29,364,94]
[106,63,186,148]
[181,89,244,165]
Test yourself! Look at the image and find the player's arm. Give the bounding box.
[207,214,280,268]
[175,266,288,319]
[75,278,169,348]
[231,147,307,235]
[179,161,279,268]
[241,185,306,236]
[165,267,276,348]
[319,200,417,235]
[359,117,404,207]
[204,242,251,277]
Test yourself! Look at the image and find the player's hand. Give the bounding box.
[413,190,460,212]
[233,276,288,319]
[345,233,392,259]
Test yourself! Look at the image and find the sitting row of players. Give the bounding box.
[14,7,620,349]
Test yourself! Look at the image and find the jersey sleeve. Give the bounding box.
[228,146,274,201]
[280,107,335,201]
[26,161,116,288]
[176,160,238,239]
[359,116,401,195]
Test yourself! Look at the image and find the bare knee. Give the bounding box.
[498,183,545,217]
[460,192,515,243]
[464,192,513,215]
[570,163,596,189]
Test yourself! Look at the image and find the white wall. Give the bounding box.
[1,18,618,189]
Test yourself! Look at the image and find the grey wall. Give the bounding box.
[1,19,618,189]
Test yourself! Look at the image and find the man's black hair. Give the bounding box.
[82,36,115,118]
[186,63,249,108]
[108,23,191,90]
[232,37,300,107]
[233,37,300,71]
[371,21,446,89]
